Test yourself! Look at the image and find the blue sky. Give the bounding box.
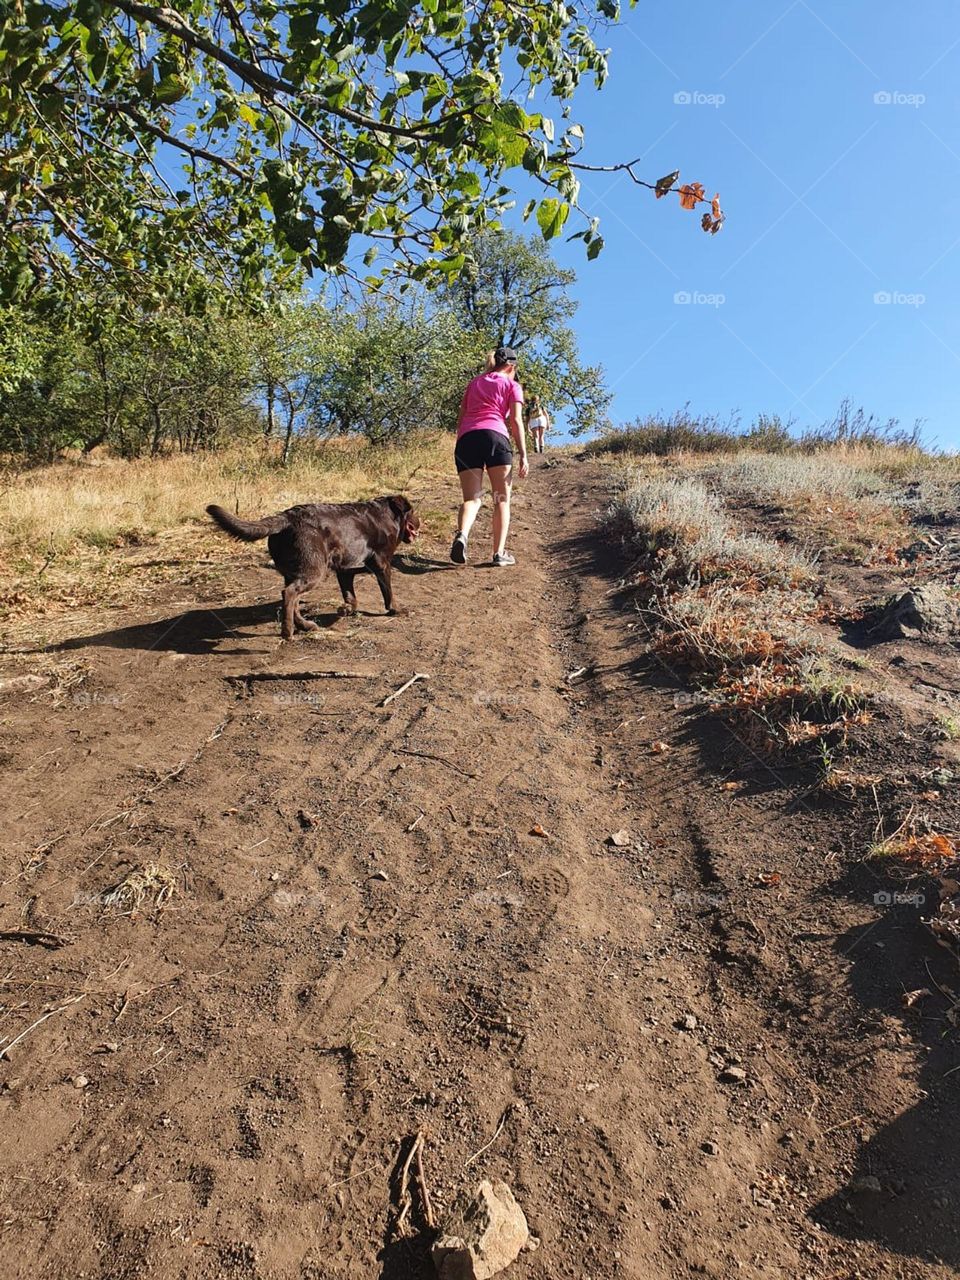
[515,1,960,448]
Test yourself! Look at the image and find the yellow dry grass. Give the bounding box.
[0,433,453,633]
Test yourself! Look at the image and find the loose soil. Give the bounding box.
[1,457,959,1280]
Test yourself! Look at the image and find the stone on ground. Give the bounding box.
[432,1179,530,1280]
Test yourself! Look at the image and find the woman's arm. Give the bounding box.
[509,402,529,478]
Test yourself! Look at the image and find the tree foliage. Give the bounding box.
[1,0,628,302]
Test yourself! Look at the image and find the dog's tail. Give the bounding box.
[206,504,290,542]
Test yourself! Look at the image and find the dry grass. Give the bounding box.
[101,862,178,916]
[605,444,958,566]
[0,433,452,631]
[607,467,869,753]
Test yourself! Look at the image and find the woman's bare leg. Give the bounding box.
[488,464,513,557]
[457,468,484,538]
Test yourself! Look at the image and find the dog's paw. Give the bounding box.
[386,606,407,617]
[337,604,357,617]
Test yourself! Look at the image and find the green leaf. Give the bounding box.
[154,74,187,105]
[536,198,569,240]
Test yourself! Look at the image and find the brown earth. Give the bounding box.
[1,456,959,1280]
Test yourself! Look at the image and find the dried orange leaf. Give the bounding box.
[530,823,550,839]
[650,740,671,754]
[678,182,705,211]
[712,192,722,220]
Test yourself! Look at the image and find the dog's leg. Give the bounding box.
[372,561,401,615]
[294,606,319,632]
[336,570,358,616]
[281,581,303,640]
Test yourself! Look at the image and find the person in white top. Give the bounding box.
[527,395,551,454]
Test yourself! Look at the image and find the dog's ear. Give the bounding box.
[386,495,412,519]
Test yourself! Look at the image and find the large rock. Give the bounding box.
[866,586,960,643]
[432,1180,530,1280]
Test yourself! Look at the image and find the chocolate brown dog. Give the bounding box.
[206,496,420,639]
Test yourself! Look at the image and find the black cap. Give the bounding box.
[494,346,518,366]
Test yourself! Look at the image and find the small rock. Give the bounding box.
[677,1013,698,1031]
[719,1065,747,1084]
[607,830,631,848]
[701,1141,720,1156]
[432,1180,529,1280]
[95,1042,120,1054]
[850,1175,882,1195]
[369,869,390,881]
[73,1074,89,1089]
[660,1193,676,1210]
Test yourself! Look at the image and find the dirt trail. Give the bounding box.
[1,458,958,1279]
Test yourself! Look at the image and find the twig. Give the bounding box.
[405,812,425,833]
[0,994,85,1060]
[458,996,520,1036]
[465,1105,513,1168]
[0,928,70,949]
[414,1133,435,1229]
[380,672,430,707]
[397,749,477,779]
[395,1131,424,1238]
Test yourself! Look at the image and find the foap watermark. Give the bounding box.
[874,90,925,108]
[874,290,925,307]
[674,90,725,109]
[470,888,524,909]
[673,889,726,908]
[72,691,123,707]
[674,290,725,308]
[272,691,325,706]
[874,890,926,907]
[473,690,525,707]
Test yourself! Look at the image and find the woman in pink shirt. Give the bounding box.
[450,346,529,567]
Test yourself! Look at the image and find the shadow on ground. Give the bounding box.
[46,601,282,655]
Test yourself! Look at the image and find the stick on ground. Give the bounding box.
[0,993,85,1060]
[397,748,477,779]
[380,672,430,708]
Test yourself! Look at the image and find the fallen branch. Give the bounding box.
[397,748,477,779]
[0,993,85,1060]
[414,1131,435,1229]
[394,1131,425,1238]
[380,672,430,707]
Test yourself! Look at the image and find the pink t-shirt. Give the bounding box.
[456,371,524,439]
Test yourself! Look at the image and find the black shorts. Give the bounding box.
[454,429,514,473]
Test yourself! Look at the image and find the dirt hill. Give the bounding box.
[1,456,958,1279]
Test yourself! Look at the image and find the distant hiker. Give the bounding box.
[450,346,529,568]
[527,395,551,454]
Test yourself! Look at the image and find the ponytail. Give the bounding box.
[484,350,497,373]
